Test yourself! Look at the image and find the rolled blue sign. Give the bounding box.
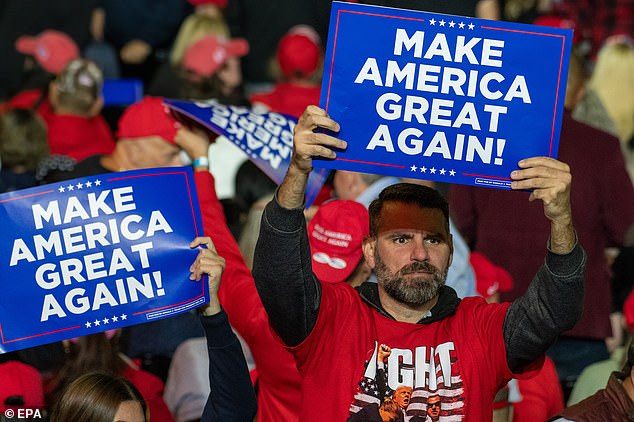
[317,2,573,189]
[165,99,328,207]
[0,167,207,353]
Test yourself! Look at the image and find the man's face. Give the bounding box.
[393,386,413,408]
[364,202,452,305]
[427,395,441,419]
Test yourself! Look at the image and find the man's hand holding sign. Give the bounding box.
[278,105,345,209]
[189,236,225,316]
[510,157,575,253]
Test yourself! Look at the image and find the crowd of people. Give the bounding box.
[1,0,633,421]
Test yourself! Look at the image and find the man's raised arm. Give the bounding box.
[504,157,586,373]
[252,106,347,346]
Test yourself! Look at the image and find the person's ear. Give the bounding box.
[88,96,104,117]
[362,236,376,269]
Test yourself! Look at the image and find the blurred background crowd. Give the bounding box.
[0,0,633,421]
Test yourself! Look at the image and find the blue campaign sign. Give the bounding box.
[318,2,573,189]
[0,167,207,353]
[165,99,328,206]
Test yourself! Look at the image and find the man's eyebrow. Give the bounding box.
[386,231,412,236]
[426,231,447,239]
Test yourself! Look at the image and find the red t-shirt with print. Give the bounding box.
[289,282,523,421]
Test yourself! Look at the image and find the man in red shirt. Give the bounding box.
[44,58,115,161]
[7,57,116,162]
[249,25,322,118]
[252,105,586,420]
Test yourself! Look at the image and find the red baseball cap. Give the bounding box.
[182,35,249,79]
[117,96,181,144]
[0,361,45,412]
[308,200,369,284]
[277,25,321,78]
[16,30,80,74]
[470,252,513,298]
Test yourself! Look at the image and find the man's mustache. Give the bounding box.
[398,261,438,276]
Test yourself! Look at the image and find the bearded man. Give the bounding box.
[252,105,586,421]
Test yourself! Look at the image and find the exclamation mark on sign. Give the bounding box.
[153,271,165,296]
[494,139,506,165]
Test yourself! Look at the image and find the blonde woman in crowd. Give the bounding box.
[168,14,229,68]
[148,13,229,99]
[576,36,634,183]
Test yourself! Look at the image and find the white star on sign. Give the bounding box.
[410,165,417,172]
[76,182,83,189]
[468,23,475,30]
[430,167,437,174]
[85,181,92,188]
[95,179,101,186]
[420,166,427,173]
[121,314,127,320]
[429,18,436,25]
[58,186,65,193]
[85,321,92,328]
[449,20,456,28]
[439,19,446,26]
[449,170,456,176]
[439,168,446,175]
[103,317,109,324]
[112,315,119,322]
[94,319,100,326]
[67,184,74,191]
[459,22,466,29]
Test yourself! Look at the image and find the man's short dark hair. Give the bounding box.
[368,183,450,237]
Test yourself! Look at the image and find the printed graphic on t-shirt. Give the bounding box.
[347,341,464,421]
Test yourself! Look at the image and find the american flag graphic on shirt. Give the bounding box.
[348,341,466,421]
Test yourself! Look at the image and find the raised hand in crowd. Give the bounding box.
[510,156,575,253]
[188,235,257,421]
[190,236,225,316]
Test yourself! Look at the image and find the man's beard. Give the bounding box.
[374,249,447,305]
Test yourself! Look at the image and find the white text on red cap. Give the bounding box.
[312,224,352,248]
